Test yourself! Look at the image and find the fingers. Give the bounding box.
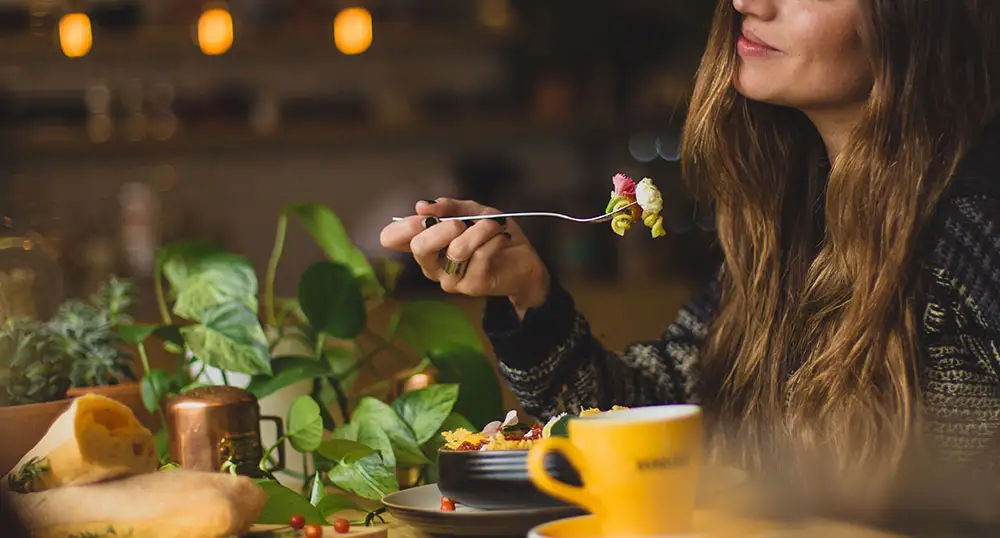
[444,218,506,262]
[379,216,426,252]
[437,219,506,292]
[453,232,513,296]
[383,197,513,295]
[381,198,498,253]
[409,219,467,278]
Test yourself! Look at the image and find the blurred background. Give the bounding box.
[0,0,721,369]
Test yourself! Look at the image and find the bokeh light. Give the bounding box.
[198,8,234,56]
[58,13,92,58]
[334,8,373,55]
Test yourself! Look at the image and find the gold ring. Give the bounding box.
[440,253,469,277]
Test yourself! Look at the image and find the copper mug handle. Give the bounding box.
[260,415,286,472]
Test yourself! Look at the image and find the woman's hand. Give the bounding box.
[379,198,550,314]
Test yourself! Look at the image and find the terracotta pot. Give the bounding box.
[0,397,75,476]
[67,381,160,432]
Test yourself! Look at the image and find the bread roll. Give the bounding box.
[5,394,157,493]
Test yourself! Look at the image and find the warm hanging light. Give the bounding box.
[333,7,372,55]
[198,7,233,56]
[58,13,92,58]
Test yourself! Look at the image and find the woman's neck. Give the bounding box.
[804,104,866,162]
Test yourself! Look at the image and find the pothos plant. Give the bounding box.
[119,202,505,527]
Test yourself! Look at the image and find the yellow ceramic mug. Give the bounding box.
[527,405,702,537]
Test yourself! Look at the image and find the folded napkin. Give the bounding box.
[7,468,267,538]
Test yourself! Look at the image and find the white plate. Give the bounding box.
[382,484,583,537]
[383,467,746,538]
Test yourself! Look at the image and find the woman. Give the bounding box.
[381,0,1000,497]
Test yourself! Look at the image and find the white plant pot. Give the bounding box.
[189,361,312,489]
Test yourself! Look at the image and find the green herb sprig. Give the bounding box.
[6,456,50,493]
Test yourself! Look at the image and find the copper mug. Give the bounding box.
[165,385,285,477]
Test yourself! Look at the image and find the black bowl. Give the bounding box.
[437,448,583,510]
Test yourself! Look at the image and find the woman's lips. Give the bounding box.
[737,29,780,57]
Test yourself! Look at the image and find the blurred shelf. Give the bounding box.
[0,31,510,103]
[11,116,618,158]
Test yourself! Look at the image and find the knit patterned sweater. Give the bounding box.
[483,128,1000,473]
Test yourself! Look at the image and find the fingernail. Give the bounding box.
[421,199,437,204]
[423,217,439,229]
[492,217,507,225]
[501,232,512,240]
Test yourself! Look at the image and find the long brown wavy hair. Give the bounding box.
[682,0,1000,488]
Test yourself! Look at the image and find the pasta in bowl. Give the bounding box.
[435,407,627,510]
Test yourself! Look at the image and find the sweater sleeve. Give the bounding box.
[919,193,1000,470]
[482,272,719,422]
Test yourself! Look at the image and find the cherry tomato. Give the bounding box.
[304,523,323,538]
[333,518,350,534]
[440,497,456,511]
[289,514,306,530]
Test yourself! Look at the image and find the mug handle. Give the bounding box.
[527,437,602,515]
[260,416,286,472]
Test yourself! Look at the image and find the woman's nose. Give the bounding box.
[733,0,777,21]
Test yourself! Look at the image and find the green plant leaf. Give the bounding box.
[287,395,324,453]
[180,301,271,375]
[298,261,365,339]
[254,479,325,525]
[331,421,358,440]
[284,203,383,297]
[394,300,483,356]
[118,324,157,345]
[391,384,459,445]
[316,495,361,518]
[171,253,259,322]
[153,428,170,464]
[329,422,394,467]
[327,453,399,501]
[152,325,185,353]
[309,470,326,506]
[427,346,504,430]
[357,422,395,468]
[325,346,359,390]
[157,240,226,284]
[157,241,256,320]
[140,369,173,413]
[350,397,429,466]
[317,437,376,462]
[380,258,403,296]
[246,356,330,400]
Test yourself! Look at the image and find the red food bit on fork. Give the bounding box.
[440,497,456,511]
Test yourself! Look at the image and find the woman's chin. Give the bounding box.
[734,71,790,106]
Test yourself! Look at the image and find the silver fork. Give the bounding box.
[391,201,639,224]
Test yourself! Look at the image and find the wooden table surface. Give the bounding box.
[281,511,907,538]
